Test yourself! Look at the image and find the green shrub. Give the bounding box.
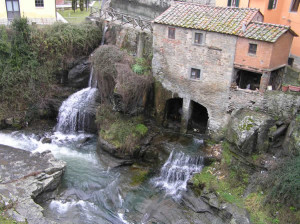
[269,156,300,208]
[0,19,101,120]
[135,124,148,136]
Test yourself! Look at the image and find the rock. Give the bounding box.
[181,189,213,213]
[42,137,52,144]
[67,58,91,89]
[283,115,300,156]
[0,144,66,224]
[226,109,273,155]
[5,117,13,125]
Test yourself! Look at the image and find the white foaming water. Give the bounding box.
[56,87,98,133]
[0,131,97,164]
[153,151,204,197]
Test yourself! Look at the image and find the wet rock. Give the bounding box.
[42,137,52,144]
[5,117,13,125]
[226,109,273,155]
[0,144,66,224]
[67,58,91,89]
[181,189,213,213]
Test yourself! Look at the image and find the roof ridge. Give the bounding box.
[174,1,259,11]
[251,21,290,29]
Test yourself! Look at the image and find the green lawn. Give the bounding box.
[58,1,102,24]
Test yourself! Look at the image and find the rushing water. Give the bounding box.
[153,150,204,198]
[0,63,207,223]
[56,71,99,133]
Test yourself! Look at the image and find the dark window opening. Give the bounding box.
[191,68,201,79]
[164,98,183,124]
[268,0,277,9]
[194,33,204,44]
[35,0,44,7]
[290,0,300,12]
[236,70,261,90]
[168,27,175,39]
[248,43,257,55]
[227,0,239,7]
[188,101,208,134]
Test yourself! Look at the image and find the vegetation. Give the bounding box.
[0,18,101,123]
[130,167,149,186]
[96,104,148,152]
[192,141,300,224]
[91,45,152,113]
[58,8,91,24]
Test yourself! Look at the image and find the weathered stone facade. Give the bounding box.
[152,23,237,137]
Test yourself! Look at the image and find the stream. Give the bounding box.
[0,130,205,224]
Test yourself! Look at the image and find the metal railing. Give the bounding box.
[90,7,153,31]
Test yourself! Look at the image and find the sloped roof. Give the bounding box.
[238,22,298,42]
[154,2,260,35]
[154,2,297,42]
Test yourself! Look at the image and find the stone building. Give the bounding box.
[152,2,296,137]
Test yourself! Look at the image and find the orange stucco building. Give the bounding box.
[216,0,300,66]
[248,0,300,65]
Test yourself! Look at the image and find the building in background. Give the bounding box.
[216,0,300,68]
[249,0,300,68]
[0,0,57,25]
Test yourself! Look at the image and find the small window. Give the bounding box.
[268,0,277,9]
[248,43,257,55]
[35,0,44,7]
[168,27,175,39]
[227,0,239,7]
[190,68,201,79]
[194,33,204,45]
[290,0,300,12]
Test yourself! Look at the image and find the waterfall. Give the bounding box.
[101,25,108,46]
[153,151,204,197]
[56,71,99,133]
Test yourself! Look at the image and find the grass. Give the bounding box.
[58,8,90,24]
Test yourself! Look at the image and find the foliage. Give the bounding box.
[96,106,148,152]
[0,18,101,122]
[92,46,152,113]
[72,0,77,11]
[267,156,300,208]
[132,57,151,75]
[80,0,84,11]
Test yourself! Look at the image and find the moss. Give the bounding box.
[221,142,232,165]
[130,168,149,186]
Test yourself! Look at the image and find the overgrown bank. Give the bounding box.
[0,18,102,128]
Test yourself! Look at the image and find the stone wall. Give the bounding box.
[152,23,237,137]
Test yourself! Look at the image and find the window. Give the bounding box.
[227,0,239,7]
[168,27,175,39]
[35,0,44,7]
[194,32,204,45]
[290,0,300,12]
[190,68,201,79]
[248,43,257,55]
[268,0,277,9]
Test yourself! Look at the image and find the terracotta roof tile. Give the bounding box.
[239,22,294,42]
[154,2,259,35]
[154,2,297,42]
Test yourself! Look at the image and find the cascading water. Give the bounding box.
[153,150,204,197]
[56,70,99,133]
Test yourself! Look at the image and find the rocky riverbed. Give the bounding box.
[0,144,66,224]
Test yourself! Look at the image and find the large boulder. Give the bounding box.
[283,114,300,156]
[67,57,91,89]
[226,109,273,155]
[0,145,66,224]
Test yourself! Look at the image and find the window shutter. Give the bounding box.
[227,0,232,6]
[268,0,274,9]
[235,0,240,7]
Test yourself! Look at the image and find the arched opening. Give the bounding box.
[164,98,183,127]
[188,101,208,133]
